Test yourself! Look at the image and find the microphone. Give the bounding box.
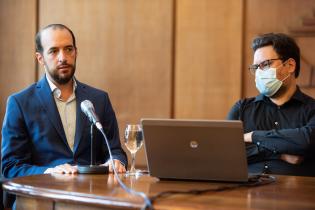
[80,100,103,130]
[78,99,107,174]
[80,101,152,208]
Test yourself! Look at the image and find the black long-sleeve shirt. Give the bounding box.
[227,86,315,176]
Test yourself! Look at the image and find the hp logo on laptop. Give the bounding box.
[190,140,199,149]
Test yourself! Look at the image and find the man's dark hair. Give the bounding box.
[252,33,300,78]
[35,24,76,53]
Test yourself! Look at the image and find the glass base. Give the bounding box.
[125,169,148,176]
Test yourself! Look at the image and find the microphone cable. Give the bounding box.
[98,127,153,210]
[149,174,276,205]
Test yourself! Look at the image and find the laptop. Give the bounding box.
[141,118,249,182]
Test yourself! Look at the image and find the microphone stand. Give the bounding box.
[78,123,108,174]
[90,123,94,166]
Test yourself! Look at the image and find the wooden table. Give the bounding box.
[3,173,315,210]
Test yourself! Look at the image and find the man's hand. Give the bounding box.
[280,154,304,165]
[244,132,253,143]
[44,163,78,174]
[103,159,126,173]
[107,174,119,186]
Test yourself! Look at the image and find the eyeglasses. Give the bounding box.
[248,58,282,74]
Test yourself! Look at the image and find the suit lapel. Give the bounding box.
[73,81,89,152]
[36,77,68,147]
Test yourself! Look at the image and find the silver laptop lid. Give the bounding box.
[141,118,248,182]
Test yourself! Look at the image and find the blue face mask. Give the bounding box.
[255,66,290,97]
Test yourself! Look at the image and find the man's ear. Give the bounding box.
[287,58,296,74]
[35,52,44,66]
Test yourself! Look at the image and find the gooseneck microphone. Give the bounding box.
[80,100,103,130]
[79,99,107,174]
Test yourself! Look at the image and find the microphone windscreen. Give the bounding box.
[81,100,94,114]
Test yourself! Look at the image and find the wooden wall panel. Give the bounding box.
[243,0,315,98]
[175,0,243,119]
[0,0,37,134]
[38,0,173,166]
[295,37,315,98]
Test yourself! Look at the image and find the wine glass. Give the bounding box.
[124,124,144,176]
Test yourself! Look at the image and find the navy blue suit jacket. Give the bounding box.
[1,76,127,178]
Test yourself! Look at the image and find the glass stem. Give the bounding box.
[130,152,136,173]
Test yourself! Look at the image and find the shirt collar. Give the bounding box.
[46,74,77,99]
[254,94,265,102]
[290,86,307,104]
[254,86,306,104]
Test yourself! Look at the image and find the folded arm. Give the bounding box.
[228,99,315,165]
[244,131,304,164]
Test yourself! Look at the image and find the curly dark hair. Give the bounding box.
[252,33,300,78]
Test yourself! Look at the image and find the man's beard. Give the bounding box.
[271,83,287,99]
[45,62,76,85]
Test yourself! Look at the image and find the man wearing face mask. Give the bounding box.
[227,33,315,176]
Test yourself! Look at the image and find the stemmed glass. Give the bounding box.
[124,124,144,176]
